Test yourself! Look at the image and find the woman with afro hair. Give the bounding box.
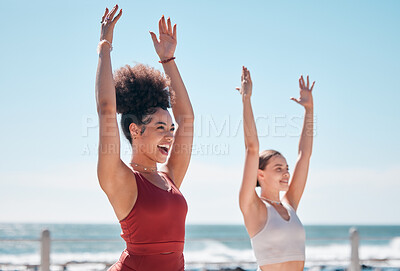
[95,5,193,271]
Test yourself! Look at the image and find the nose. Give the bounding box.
[165,130,173,141]
[283,170,290,178]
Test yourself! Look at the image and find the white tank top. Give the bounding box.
[250,199,305,266]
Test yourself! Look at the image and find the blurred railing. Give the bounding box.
[1,227,399,271]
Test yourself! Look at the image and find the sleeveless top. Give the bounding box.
[250,199,305,266]
[119,171,188,255]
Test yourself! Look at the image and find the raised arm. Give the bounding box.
[283,75,315,210]
[237,67,262,214]
[95,6,127,195]
[150,16,194,188]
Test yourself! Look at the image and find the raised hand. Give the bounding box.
[236,66,253,98]
[100,5,122,43]
[150,16,177,61]
[291,75,315,109]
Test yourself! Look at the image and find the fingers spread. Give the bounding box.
[101,8,108,23]
[299,78,302,89]
[291,97,300,104]
[161,15,167,34]
[112,9,122,25]
[307,75,309,89]
[158,18,163,36]
[173,24,177,39]
[149,31,159,45]
[310,81,315,91]
[108,4,119,21]
[167,17,173,35]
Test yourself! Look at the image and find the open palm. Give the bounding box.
[150,16,177,60]
[100,5,122,43]
[291,75,315,109]
[236,66,252,98]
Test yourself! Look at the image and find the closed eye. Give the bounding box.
[157,126,165,130]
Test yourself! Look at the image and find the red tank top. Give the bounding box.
[119,171,188,255]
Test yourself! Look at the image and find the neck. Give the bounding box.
[260,189,280,203]
[130,154,157,173]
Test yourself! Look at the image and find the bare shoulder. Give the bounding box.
[102,163,139,221]
[242,199,268,238]
[99,162,135,192]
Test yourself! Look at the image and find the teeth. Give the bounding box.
[158,144,170,150]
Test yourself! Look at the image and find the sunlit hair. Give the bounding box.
[257,150,282,187]
[114,64,175,144]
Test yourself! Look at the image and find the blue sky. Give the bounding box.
[1,0,399,224]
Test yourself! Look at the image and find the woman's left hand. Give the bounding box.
[291,75,315,109]
[236,66,253,99]
[100,5,122,43]
[150,16,177,61]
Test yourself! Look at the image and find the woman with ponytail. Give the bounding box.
[237,66,315,271]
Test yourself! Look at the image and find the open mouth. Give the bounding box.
[280,180,289,184]
[157,144,170,155]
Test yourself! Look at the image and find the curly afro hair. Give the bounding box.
[114,64,175,144]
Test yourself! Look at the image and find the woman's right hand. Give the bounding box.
[100,5,122,43]
[236,66,253,99]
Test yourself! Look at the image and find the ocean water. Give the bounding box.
[1,224,400,270]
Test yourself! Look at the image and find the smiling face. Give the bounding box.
[258,155,290,192]
[130,108,175,164]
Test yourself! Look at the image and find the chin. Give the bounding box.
[159,158,168,164]
[156,155,168,164]
[280,186,289,192]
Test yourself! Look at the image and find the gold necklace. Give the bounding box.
[129,162,157,173]
[130,163,171,192]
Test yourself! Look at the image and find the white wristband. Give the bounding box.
[97,40,113,54]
